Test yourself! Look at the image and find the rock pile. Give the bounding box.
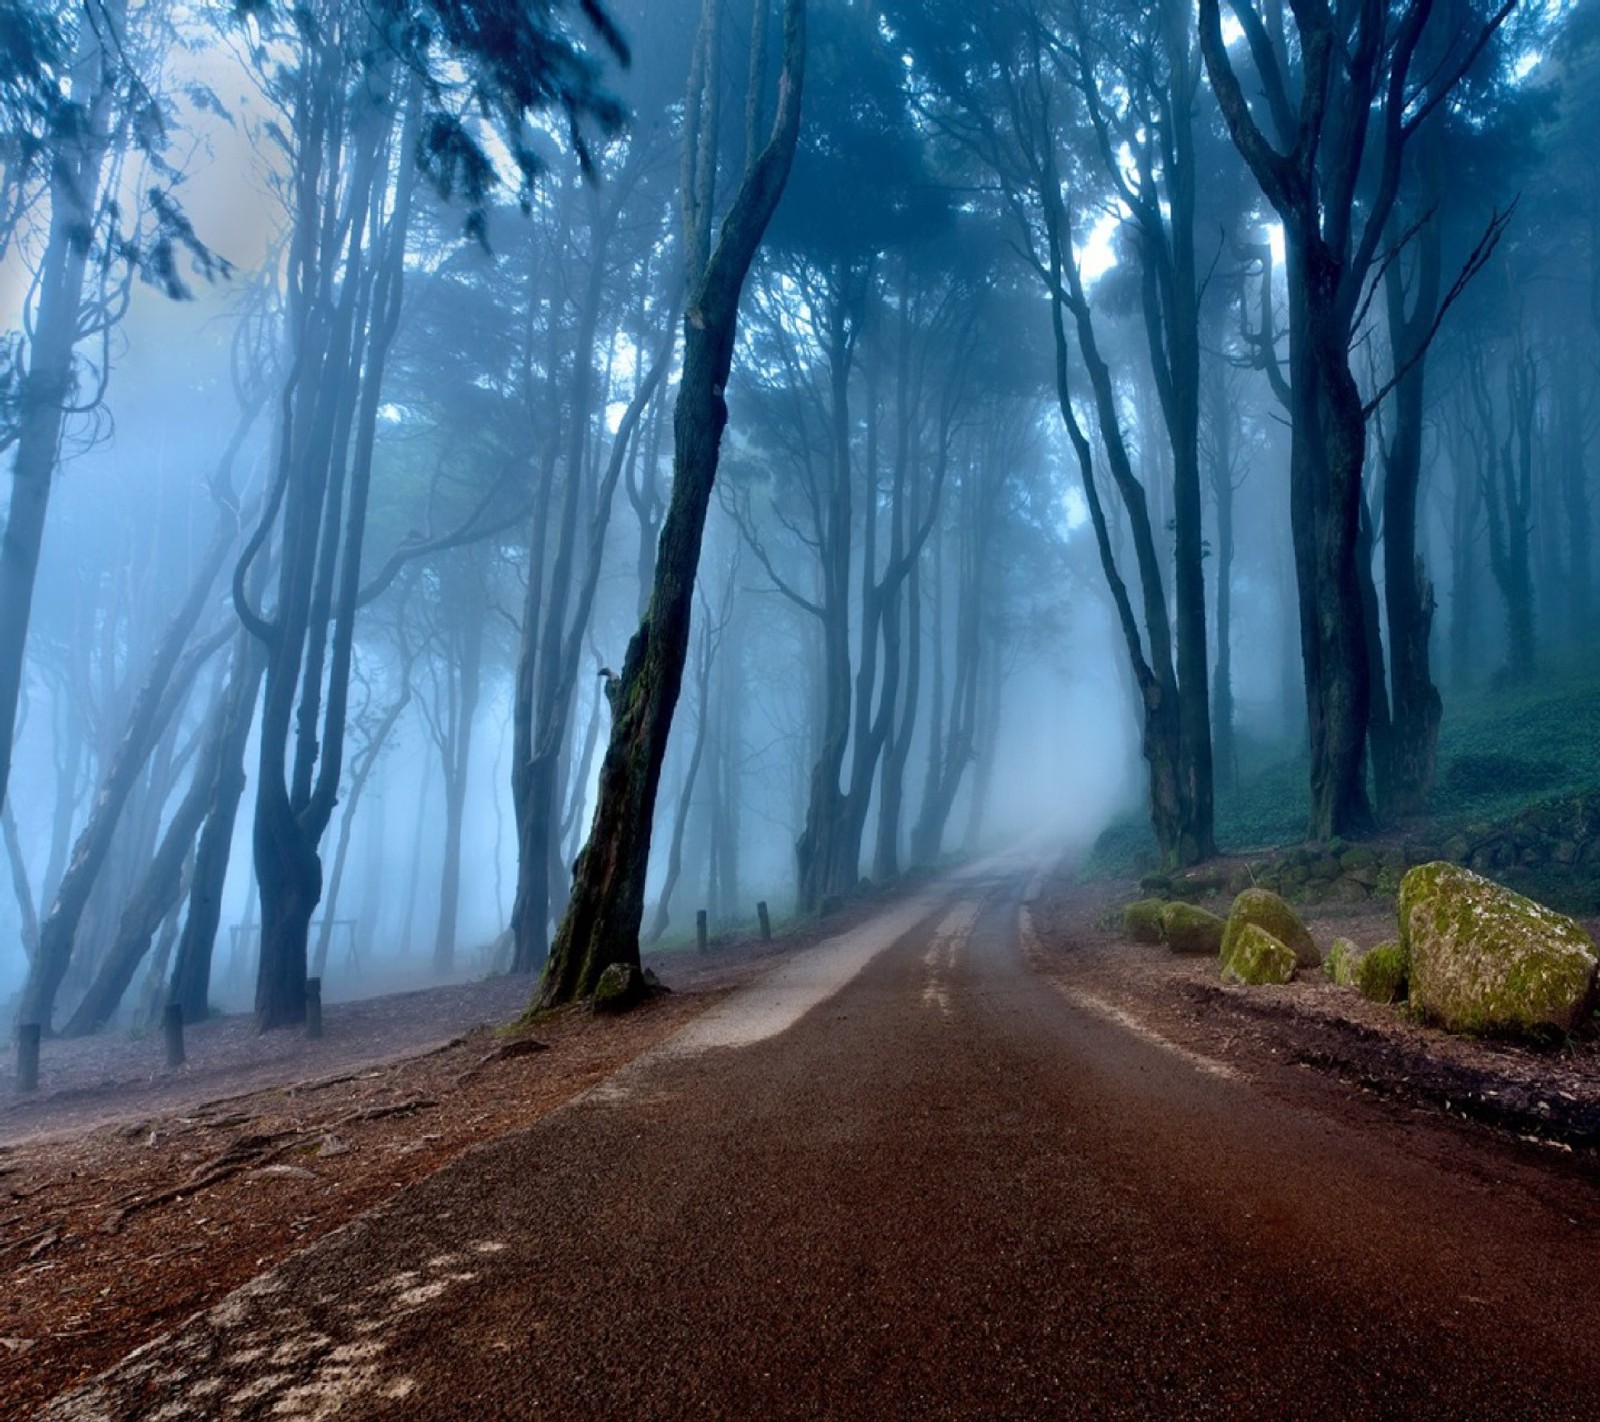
[1118,857,1599,1042]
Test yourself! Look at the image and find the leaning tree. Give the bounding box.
[536,0,807,1009]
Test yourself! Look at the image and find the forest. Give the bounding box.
[0,0,1596,1044]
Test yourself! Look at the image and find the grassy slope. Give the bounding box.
[1096,653,1600,869]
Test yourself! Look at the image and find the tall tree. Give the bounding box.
[889,0,1216,866]
[537,0,806,1009]
[1198,0,1513,838]
[235,0,626,1028]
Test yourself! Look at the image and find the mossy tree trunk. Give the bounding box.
[536,0,806,1009]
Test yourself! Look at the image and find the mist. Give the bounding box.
[0,0,1593,1039]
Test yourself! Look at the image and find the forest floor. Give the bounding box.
[0,908,856,1417]
[9,857,1600,1415]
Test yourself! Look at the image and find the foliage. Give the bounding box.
[234,0,628,243]
[0,0,66,185]
[1431,655,1600,826]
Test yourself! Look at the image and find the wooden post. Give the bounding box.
[162,1002,185,1069]
[696,909,709,955]
[305,976,323,1040]
[757,900,771,942]
[15,1023,40,1093]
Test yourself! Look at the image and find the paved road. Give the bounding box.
[42,858,1600,1419]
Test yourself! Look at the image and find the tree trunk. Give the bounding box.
[169,636,265,1026]
[1205,369,1238,796]
[1381,172,1444,817]
[16,532,232,1034]
[62,709,230,1037]
[508,261,677,974]
[248,73,419,1028]
[2,802,38,961]
[874,552,920,881]
[647,620,716,943]
[434,595,483,974]
[536,0,806,1009]
[1357,501,1394,820]
[0,6,119,815]
[795,279,858,913]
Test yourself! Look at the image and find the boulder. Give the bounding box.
[1325,937,1362,987]
[1398,862,1598,1038]
[1353,941,1408,1005]
[1160,902,1226,956]
[1221,922,1297,986]
[1323,877,1371,905]
[1223,887,1320,969]
[1168,865,1229,902]
[592,962,648,1014]
[1122,899,1168,945]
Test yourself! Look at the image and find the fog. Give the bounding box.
[1,0,1594,1034]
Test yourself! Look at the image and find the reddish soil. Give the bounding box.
[0,892,901,1417]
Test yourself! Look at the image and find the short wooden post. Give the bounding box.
[757,900,772,942]
[16,1023,40,1093]
[161,1002,185,1069]
[305,976,323,1040]
[696,910,709,955]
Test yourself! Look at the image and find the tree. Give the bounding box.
[536,0,806,1009]
[1197,0,1513,839]
[0,0,226,819]
[889,0,1217,867]
[235,0,626,1028]
[506,162,680,976]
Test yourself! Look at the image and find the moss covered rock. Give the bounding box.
[1325,937,1362,986]
[592,962,648,1014]
[1398,862,1597,1038]
[1353,941,1409,1005]
[1122,899,1168,945]
[1221,923,1297,986]
[1223,887,1320,970]
[1160,901,1226,955]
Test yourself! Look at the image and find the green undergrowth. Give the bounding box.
[1430,654,1600,827]
[1086,651,1600,876]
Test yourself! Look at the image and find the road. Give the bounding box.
[41,855,1600,1419]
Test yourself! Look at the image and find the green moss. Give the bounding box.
[1220,922,1297,986]
[592,962,647,1014]
[1375,864,1405,898]
[1159,901,1226,956]
[1122,899,1168,945]
[1354,941,1409,1005]
[1325,937,1361,986]
[1398,861,1598,1038]
[1222,887,1320,969]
